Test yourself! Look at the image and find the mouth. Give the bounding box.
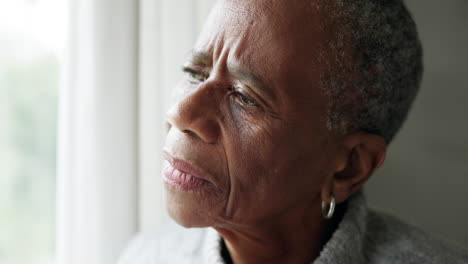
[162,151,216,191]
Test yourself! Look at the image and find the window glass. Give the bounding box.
[0,0,66,263]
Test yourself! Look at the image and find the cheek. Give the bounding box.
[222,99,276,169]
[228,114,326,180]
[226,112,274,170]
[222,115,326,222]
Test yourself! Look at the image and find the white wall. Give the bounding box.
[366,0,468,247]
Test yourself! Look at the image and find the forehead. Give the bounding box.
[193,0,327,92]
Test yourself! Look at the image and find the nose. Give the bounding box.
[166,82,221,144]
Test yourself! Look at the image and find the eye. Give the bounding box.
[182,67,206,82]
[231,89,258,106]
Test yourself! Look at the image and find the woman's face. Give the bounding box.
[163,0,338,228]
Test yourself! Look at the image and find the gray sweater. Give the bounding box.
[118,192,468,263]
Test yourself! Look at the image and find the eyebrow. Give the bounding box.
[187,50,212,66]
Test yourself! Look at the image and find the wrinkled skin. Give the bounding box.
[163,0,386,263]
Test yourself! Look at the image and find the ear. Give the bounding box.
[322,132,386,204]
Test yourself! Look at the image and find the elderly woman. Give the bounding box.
[119,0,468,263]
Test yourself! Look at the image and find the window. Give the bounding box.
[0,0,67,263]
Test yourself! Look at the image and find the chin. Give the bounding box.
[164,184,218,228]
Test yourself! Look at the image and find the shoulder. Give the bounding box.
[364,209,468,264]
[117,221,208,264]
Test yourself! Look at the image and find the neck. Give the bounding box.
[214,200,344,264]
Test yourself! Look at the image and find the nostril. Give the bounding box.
[165,122,172,134]
[181,129,195,136]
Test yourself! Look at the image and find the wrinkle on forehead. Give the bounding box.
[225,0,319,23]
[194,0,328,102]
[198,0,324,55]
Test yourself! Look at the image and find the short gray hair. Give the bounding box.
[316,0,423,143]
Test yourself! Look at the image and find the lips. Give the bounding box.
[162,151,215,190]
